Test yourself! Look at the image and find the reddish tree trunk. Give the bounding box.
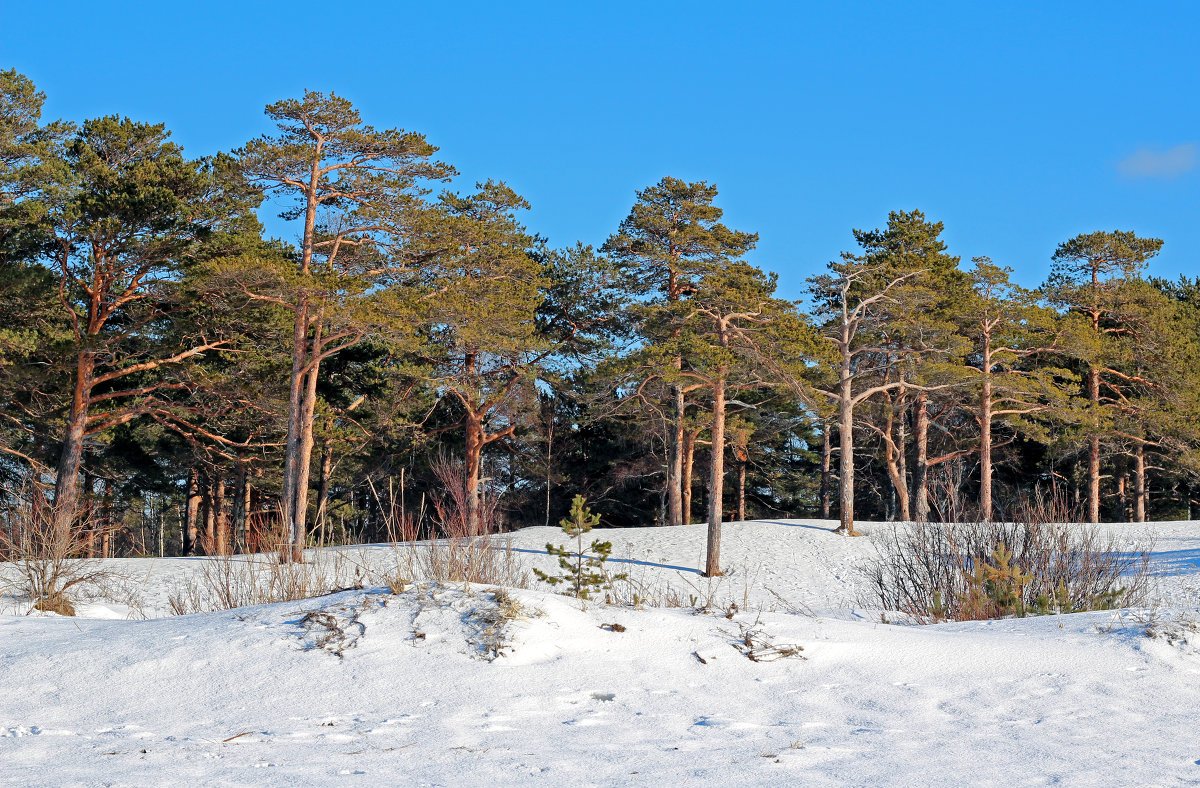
[682,428,698,525]
[214,476,228,556]
[51,351,96,547]
[184,468,202,556]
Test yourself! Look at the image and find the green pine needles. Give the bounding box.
[534,496,626,600]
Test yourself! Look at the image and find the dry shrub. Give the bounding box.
[865,517,1153,623]
[604,566,765,614]
[360,455,527,590]
[366,476,420,543]
[429,454,502,538]
[0,480,115,616]
[383,538,529,590]
[168,551,364,615]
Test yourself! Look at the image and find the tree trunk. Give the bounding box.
[1087,366,1102,523]
[281,295,310,560]
[289,318,324,562]
[281,145,324,561]
[202,477,215,556]
[233,465,248,555]
[705,373,727,576]
[82,472,96,557]
[465,411,484,536]
[51,350,96,547]
[913,392,930,522]
[979,355,994,522]
[1134,442,1147,523]
[668,380,685,526]
[184,468,202,556]
[737,460,746,522]
[1118,473,1129,521]
[836,352,859,535]
[820,422,833,519]
[882,401,911,521]
[214,476,228,556]
[314,439,334,547]
[682,428,698,525]
[543,412,554,528]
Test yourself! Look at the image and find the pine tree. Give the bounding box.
[1046,231,1163,522]
[680,262,818,575]
[21,116,258,545]
[962,257,1076,520]
[235,91,453,560]
[411,181,546,534]
[603,178,756,527]
[534,495,625,599]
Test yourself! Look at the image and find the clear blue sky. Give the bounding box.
[4,1,1198,297]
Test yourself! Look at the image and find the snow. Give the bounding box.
[2,519,1200,785]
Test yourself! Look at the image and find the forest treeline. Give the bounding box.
[2,69,1199,564]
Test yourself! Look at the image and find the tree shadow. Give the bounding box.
[759,520,842,533]
[1148,547,1200,577]
[508,546,702,575]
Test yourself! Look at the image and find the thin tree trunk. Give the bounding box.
[668,379,685,526]
[882,402,911,521]
[233,464,249,555]
[737,460,746,522]
[896,386,908,513]
[979,349,994,521]
[289,318,324,562]
[836,334,860,535]
[202,477,215,556]
[1087,366,1102,523]
[682,428,698,525]
[1134,442,1147,523]
[1118,473,1129,521]
[543,410,554,528]
[281,144,323,562]
[314,438,334,547]
[82,472,96,557]
[705,373,727,576]
[820,421,833,519]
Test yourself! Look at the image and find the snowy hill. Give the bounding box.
[2,519,1199,785]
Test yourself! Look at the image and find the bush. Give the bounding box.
[0,481,115,616]
[865,519,1152,622]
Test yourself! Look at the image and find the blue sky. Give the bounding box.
[4,1,1197,297]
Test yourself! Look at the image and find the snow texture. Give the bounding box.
[2,519,1199,785]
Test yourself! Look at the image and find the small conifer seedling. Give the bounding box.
[534,495,626,600]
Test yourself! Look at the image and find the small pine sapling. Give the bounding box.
[534,495,626,599]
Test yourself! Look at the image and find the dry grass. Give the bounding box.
[379,537,529,590]
[167,550,365,615]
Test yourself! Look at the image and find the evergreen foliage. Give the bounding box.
[1,68,1199,567]
[533,495,626,599]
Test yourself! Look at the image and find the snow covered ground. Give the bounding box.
[2,519,1199,785]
